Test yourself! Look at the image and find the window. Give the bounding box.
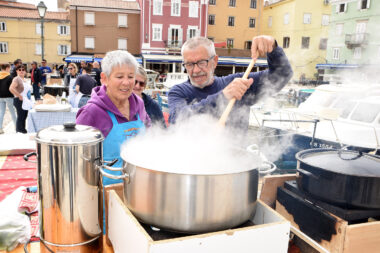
[351,103,380,123]
[336,23,343,35]
[35,43,41,55]
[0,42,8,53]
[152,24,162,41]
[57,25,70,35]
[228,16,235,26]
[189,1,198,18]
[209,15,215,25]
[250,0,256,8]
[84,12,95,25]
[229,0,236,7]
[171,0,181,16]
[245,41,252,49]
[0,22,6,32]
[58,45,70,55]
[336,3,347,13]
[249,18,255,28]
[85,37,95,49]
[209,0,216,5]
[36,23,41,35]
[284,13,289,25]
[353,47,361,59]
[319,38,327,50]
[359,0,370,10]
[303,13,311,24]
[268,16,272,27]
[118,14,127,27]
[333,48,340,60]
[283,37,290,48]
[118,39,127,50]
[301,37,310,49]
[322,15,329,26]
[227,38,234,48]
[153,0,163,15]
[187,26,198,39]
[168,26,182,46]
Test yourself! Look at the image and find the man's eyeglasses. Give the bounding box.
[182,55,215,70]
[135,80,146,86]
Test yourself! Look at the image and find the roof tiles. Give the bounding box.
[69,0,140,10]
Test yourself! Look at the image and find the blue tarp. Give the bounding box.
[316,64,359,69]
[64,55,94,63]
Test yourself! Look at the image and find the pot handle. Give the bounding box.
[98,165,130,182]
[259,161,277,175]
[23,152,37,163]
[102,158,118,167]
[297,168,320,180]
[338,149,363,160]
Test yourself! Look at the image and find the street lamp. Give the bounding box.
[37,1,47,61]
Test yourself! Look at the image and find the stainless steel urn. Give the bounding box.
[35,123,104,253]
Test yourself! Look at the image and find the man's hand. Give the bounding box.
[222,78,253,100]
[251,35,276,60]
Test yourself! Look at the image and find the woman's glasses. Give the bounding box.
[17,68,25,71]
[68,68,73,70]
[135,80,146,86]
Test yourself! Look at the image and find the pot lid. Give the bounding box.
[296,149,380,177]
[36,123,104,145]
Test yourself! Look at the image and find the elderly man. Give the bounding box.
[39,59,52,86]
[168,35,293,130]
[30,61,42,100]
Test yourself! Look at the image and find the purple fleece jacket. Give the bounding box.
[76,85,151,137]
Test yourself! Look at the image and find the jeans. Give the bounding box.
[13,97,28,133]
[32,83,41,100]
[78,96,91,108]
[0,97,17,129]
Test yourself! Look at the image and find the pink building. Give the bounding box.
[138,0,208,55]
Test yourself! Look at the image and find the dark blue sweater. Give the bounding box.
[142,93,166,128]
[168,46,293,130]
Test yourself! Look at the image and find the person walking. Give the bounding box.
[30,61,42,100]
[39,59,52,86]
[0,63,17,134]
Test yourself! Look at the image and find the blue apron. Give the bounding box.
[102,111,145,232]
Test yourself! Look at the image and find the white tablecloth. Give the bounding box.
[27,108,79,133]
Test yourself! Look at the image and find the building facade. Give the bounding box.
[261,0,331,82]
[0,1,70,65]
[320,0,380,83]
[69,0,141,56]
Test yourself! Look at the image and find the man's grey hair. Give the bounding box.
[101,50,138,77]
[181,37,216,59]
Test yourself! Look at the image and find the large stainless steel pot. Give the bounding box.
[31,123,104,253]
[100,148,260,233]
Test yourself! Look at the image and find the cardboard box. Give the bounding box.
[107,189,290,253]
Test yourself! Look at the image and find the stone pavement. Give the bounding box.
[1,109,16,134]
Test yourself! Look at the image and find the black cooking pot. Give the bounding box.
[296,148,380,209]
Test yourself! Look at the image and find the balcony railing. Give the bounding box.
[164,40,183,49]
[345,33,369,48]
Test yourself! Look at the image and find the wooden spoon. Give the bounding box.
[218,59,256,126]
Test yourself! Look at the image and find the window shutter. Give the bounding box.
[196,28,200,37]
[57,45,61,55]
[344,3,347,12]
[178,27,183,45]
[336,4,339,13]
[367,0,371,8]
[168,27,172,44]
[186,28,190,40]
[57,25,61,35]
[67,45,71,55]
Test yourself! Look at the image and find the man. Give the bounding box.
[90,61,101,86]
[39,59,52,86]
[10,59,22,78]
[168,35,293,131]
[75,64,96,108]
[79,60,87,74]
[30,61,42,100]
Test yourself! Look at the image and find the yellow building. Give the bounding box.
[260,0,331,82]
[207,0,262,51]
[0,1,70,66]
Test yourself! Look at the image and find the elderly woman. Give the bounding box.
[133,66,166,128]
[76,50,150,185]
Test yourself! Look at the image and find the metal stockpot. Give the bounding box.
[28,123,104,253]
[100,148,260,233]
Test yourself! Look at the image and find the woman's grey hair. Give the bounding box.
[101,50,138,77]
[181,37,216,59]
[136,65,147,82]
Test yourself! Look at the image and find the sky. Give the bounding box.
[17,0,58,11]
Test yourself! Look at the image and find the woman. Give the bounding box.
[0,63,17,134]
[9,65,33,133]
[64,63,78,106]
[76,50,151,184]
[133,66,166,128]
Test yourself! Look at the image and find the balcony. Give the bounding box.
[345,33,369,49]
[164,40,183,49]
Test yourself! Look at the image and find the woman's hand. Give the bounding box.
[18,95,23,101]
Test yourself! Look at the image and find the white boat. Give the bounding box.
[249,84,380,169]
[163,73,188,89]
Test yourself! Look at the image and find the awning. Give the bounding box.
[316,63,359,69]
[142,54,182,63]
[214,41,227,48]
[64,54,94,63]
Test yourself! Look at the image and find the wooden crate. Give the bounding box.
[106,188,290,253]
[260,174,380,253]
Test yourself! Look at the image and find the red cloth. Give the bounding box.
[31,68,35,83]
[0,155,37,201]
[163,112,169,127]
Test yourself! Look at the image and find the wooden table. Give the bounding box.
[10,236,114,253]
